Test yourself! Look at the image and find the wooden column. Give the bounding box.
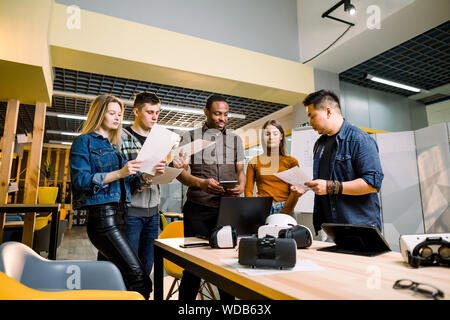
[22,102,46,247]
[0,99,20,243]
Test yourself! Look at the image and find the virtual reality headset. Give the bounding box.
[399,233,450,268]
[257,214,313,249]
[239,236,297,269]
[209,225,237,249]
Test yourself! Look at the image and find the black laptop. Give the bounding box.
[216,197,273,237]
[317,223,391,256]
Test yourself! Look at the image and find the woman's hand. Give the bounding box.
[290,185,308,197]
[118,159,143,178]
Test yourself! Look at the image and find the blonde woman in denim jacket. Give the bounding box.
[70,94,164,299]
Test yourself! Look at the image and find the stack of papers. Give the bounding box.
[170,139,216,158]
[136,124,180,175]
[151,167,183,185]
[136,124,217,183]
[221,258,325,276]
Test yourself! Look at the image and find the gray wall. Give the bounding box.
[56,0,300,62]
[314,68,340,97]
[340,81,428,131]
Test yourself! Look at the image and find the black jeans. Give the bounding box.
[86,203,152,299]
[178,200,235,301]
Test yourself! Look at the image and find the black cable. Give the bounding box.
[302,24,353,64]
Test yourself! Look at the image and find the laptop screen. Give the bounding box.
[216,196,273,236]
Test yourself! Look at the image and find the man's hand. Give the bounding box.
[290,186,308,197]
[200,178,225,195]
[304,179,327,195]
[173,152,189,169]
[224,184,244,197]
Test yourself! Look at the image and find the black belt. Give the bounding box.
[87,202,127,218]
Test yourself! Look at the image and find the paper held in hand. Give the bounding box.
[151,167,183,185]
[170,139,216,158]
[136,124,180,175]
[273,166,311,190]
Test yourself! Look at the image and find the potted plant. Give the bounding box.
[38,161,59,204]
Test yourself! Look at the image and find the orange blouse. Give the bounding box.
[245,154,300,214]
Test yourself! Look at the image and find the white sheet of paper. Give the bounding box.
[136,124,180,175]
[151,167,183,185]
[171,139,216,157]
[273,166,312,190]
[8,182,19,193]
[221,258,325,276]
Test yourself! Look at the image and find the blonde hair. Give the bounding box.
[81,94,124,146]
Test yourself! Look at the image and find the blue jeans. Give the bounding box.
[125,214,159,275]
[270,201,286,214]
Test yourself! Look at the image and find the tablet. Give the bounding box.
[318,223,391,256]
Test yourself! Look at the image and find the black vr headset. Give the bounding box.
[238,236,297,269]
[278,225,312,249]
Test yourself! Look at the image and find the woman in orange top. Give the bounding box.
[245,120,306,215]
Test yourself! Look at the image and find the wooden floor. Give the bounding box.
[55,225,217,300]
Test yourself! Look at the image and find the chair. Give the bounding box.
[2,214,69,254]
[33,219,69,253]
[163,211,184,223]
[159,221,216,300]
[2,215,23,243]
[0,241,127,291]
[0,272,144,300]
[159,212,168,231]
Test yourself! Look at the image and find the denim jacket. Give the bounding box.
[70,132,139,210]
[312,119,384,234]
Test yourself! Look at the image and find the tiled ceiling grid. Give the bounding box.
[0,67,288,143]
[339,20,450,96]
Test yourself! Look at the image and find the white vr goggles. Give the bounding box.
[399,233,450,268]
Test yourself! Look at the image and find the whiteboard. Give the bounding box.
[290,127,320,213]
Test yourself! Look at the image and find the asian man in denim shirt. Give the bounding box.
[291,90,384,236]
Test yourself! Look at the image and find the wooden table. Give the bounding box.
[154,237,450,300]
[0,204,61,259]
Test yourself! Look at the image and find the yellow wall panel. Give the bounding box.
[50,3,314,105]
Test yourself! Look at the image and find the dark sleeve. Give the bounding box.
[353,134,384,191]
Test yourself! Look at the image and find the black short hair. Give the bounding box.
[134,91,160,110]
[302,90,341,111]
[205,94,228,110]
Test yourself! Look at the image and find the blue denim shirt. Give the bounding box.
[312,119,384,234]
[70,132,138,210]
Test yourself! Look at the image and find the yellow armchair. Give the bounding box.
[0,272,144,300]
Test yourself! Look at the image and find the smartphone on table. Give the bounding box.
[179,242,209,248]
